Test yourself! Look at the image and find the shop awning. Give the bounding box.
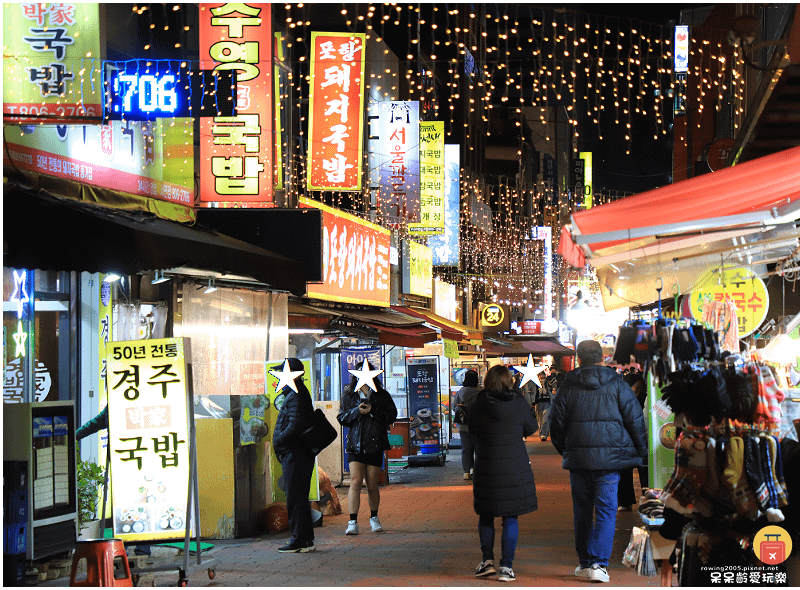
[391,306,478,341]
[521,339,575,356]
[559,146,800,310]
[330,307,439,348]
[3,186,309,296]
[563,145,800,262]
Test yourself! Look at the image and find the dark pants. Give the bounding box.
[280,448,315,545]
[461,430,476,473]
[618,464,649,507]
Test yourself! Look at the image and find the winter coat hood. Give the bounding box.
[564,364,618,390]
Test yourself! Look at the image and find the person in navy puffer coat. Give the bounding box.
[549,340,647,583]
[467,364,538,582]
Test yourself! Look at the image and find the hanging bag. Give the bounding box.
[453,404,468,425]
[300,409,338,455]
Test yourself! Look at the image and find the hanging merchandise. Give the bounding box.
[701,296,740,353]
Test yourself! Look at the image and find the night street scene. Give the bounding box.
[3,2,800,587]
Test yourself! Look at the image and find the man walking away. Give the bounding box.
[534,367,551,441]
[549,340,647,583]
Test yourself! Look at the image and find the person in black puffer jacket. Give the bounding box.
[337,367,397,536]
[271,358,316,554]
[550,340,647,583]
[468,364,538,583]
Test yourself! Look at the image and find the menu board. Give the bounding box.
[406,357,440,448]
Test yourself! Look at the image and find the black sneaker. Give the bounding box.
[475,560,496,577]
[498,566,516,582]
[278,540,315,553]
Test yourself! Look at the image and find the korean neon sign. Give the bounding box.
[307,32,366,191]
[199,3,274,206]
[107,338,191,542]
[3,3,103,124]
[301,198,391,306]
[409,121,445,235]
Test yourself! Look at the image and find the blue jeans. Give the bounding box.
[569,470,620,568]
[478,514,518,568]
[536,402,551,438]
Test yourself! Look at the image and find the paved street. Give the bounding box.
[119,440,662,587]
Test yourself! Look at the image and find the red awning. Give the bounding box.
[521,339,575,356]
[361,322,439,348]
[562,145,800,267]
[391,306,468,341]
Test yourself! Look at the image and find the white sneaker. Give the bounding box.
[345,520,359,535]
[369,516,384,532]
[589,565,609,583]
[574,566,592,578]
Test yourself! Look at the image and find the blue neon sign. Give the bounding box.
[105,60,236,121]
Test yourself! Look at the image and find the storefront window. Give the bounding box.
[174,284,287,426]
[3,268,73,404]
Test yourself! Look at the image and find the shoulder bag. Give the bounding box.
[300,409,338,455]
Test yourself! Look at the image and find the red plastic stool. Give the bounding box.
[69,538,133,587]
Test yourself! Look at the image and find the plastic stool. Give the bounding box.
[69,539,133,587]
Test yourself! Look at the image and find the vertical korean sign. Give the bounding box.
[409,121,445,235]
[580,152,593,209]
[307,32,366,191]
[199,3,274,206]
[107,338,191,541]
[3,3,103,124]
[367,101,420,222]
[429,144,461,265]
[531,227,553,320]
[406,357,440,448]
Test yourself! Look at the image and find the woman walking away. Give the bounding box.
[337,365,398,535]
[468,364,538,582]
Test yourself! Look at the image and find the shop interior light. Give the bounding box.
[203,278,217,293]
[104,273,122,283]
[151,270,170,285]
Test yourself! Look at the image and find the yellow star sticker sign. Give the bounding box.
[13,321,28,358]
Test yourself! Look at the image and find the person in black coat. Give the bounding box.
[272,358,316,553]
[468,364,538,582]
[550,340,647,583]
[337,368,397,535]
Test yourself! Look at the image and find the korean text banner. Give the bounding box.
[199,3,274,207]
[403,240,433,298]
[409,121,445,235]
[307,32,366,191]
[3,3,103,124]
[367,101,421,222]
[106,338,191,542]
[3,120,194,206]
[429,144,461,265]
[301,197,391,306]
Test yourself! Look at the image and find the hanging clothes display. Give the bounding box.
[701,297,740,353]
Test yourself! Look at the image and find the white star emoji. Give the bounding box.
[348,359,383,392]
[268,359,304,393]
[514,354,546,388]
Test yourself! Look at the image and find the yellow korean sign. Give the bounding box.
[409,121,445,235]
[106,338,191,541]
[689,267,769,337]
[265,359,320,503]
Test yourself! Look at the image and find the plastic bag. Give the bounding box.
[623,527,647,569]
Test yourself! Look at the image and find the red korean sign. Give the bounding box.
[307,32,366,191]
[301,197,390,306]
[198,3,273,207]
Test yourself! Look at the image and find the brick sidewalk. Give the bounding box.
[35,440,665,587]
[168,440,662,587]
